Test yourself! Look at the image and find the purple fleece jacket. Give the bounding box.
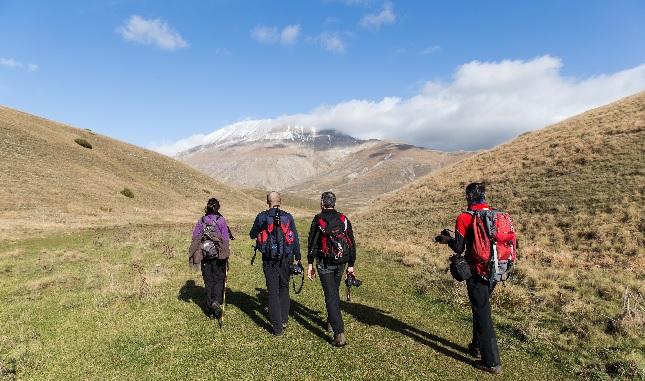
[192,214,230,245]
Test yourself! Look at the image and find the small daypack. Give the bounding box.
[317,213,353,264]
[468,209,517,282]
[200,216,227,261]
[256,210,296,260]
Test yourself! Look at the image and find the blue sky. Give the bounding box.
[1,0,644,153]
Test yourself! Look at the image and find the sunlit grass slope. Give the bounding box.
[357,92,645,379]
[0,106,264,238]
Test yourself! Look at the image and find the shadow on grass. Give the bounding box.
[223,287,330,342]
[341,301,476,366]
[177,279,210,317]
[254,288,330,343]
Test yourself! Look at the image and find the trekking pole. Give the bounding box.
[220,260,228,329]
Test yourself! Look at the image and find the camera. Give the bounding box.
[345,274,362,288]
[290,262,304,275]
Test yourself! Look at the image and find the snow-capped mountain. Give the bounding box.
[177,124,472,206]
[180,122,361,155]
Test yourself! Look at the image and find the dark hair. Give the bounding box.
[465,183,486,205]
[321,191,336,209]
[204,198,221,216]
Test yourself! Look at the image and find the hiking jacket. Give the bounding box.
[249,208,302,261]
[448,203,490,263]
[307,209,356,266]
[188,214,231,269]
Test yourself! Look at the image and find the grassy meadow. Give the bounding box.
[0,219,578,381]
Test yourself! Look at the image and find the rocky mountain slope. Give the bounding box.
[177,125,471,207]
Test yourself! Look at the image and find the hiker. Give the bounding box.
[189,198,233,320]
[436,182,514,374]
[249,191,302,336]
[307,191,357,347]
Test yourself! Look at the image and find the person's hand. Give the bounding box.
[307,264,316,280]
[347,266,355,276]
[435,235,451,244]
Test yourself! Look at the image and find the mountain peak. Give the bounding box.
[178,123,362,156]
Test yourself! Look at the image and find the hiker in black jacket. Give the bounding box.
[249,191,301,336]
[307,191,356,347]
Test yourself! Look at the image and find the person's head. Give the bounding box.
[465,182,486,205]
[204,197,221,216]
[266,191,281,208]
[320,191,336,210]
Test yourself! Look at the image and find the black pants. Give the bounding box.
[263,259,291,335]
[201,259,227,309]
[318,263,346,335]
[467,276,501,367]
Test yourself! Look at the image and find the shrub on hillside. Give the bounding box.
[120,188,135,199]
[74,138,92,149]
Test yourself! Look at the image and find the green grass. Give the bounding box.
[1,221,578,380]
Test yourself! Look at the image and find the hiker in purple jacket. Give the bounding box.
[189,198,233,320]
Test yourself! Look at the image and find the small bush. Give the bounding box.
[120,188,135,198]
[74,138,92,149]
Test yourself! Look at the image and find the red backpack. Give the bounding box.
[468,209,517,282]
[317,213,353,264]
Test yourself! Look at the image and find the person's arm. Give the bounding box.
[447,214,468,254]
[192,218,204,240]
[346,218,356,268]
[216,216,230,247]
[289,214,301,261]
[249,212,263,239]
[306,216,319,264]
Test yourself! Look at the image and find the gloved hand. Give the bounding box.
[435,235,451,244]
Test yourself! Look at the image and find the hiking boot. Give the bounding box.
[468,342,481,358]
[211,302,223,320]
[333,333,347,347]
[273,330,284,337]
[326,321,334,334]
[475,361,502,375]
[282,322,288,329]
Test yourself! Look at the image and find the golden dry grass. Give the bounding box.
[357,92,645,377]
[0,106,265,240]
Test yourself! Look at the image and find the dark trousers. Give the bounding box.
[263,259,291,334]
[467,276,501,367]
[201,259,227,309]
[318,263,346,335]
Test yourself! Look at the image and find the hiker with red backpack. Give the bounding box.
[435,183,517,375]
[249,191,302,336]
[307,191,357,347]
[189,198,233,322]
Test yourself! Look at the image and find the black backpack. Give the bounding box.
[317,213,353,264]
[200,216,225,261]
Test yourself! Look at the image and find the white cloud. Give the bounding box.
[420,45,440,55]
[280,24,301,45]
[117,15,188,51]
[318,32,346,53]
[251,25,279,43]
[152,56,645,155]
[360,1,396,30]
[0,57,39,71]
[251,24,301,45]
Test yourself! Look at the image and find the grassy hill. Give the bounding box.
[0,106,264,239]
[357,92,645,378]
